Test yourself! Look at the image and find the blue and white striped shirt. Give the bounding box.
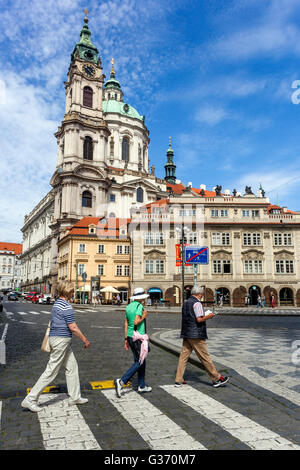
[49,298,75,338]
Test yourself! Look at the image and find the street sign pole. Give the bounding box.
[193,264,197,287]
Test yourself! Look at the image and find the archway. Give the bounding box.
[165,286,180,306]
[279,288,294,306]
[216,287,230,306]
[233,286,247,307]
[185,285,193,300]
[148,287,163,306]
[249,285,261,306]
[204,288,214,306]
[297,289,300,307]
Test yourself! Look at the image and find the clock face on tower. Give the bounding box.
[83,64,95,78]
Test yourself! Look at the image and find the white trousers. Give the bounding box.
[27,337,81,402]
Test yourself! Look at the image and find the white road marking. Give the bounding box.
[102,388,206,450]
[0,401,2,431]
[29,311,40,315]
[37,394,101,450]
[161,385,300,450]
[18,312,28,316]
[41,311,51,314]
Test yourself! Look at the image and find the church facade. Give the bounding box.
[20,15,169,293]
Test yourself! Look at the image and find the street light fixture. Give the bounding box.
[175,225,190,305]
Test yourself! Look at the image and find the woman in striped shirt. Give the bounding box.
[21,281,90,413]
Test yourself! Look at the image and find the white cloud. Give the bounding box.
[195,106,228,126]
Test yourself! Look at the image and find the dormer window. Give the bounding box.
[88,224,96,234]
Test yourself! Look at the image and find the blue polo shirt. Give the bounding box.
[49,298,75,338]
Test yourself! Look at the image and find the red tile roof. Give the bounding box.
[61,217,131,238]
[0,242,22,255]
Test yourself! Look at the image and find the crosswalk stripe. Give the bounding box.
[0,401,2,430]
[102,388,206,450]
[36,394,101,450]
[18,312,27,316]
[29,311,40,315]
[161,385,300,450]
[41,311,51,314]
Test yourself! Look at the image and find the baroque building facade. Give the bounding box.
[130,187,300,307]
[20,15,168,293]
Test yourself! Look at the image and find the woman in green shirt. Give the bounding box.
[114,288,152,398]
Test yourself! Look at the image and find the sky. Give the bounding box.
[1,0,300,242]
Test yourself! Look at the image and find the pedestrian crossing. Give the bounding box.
[1,383,299,450]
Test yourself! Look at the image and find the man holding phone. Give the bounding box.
[175,285,229,388]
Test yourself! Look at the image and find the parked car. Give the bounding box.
[32,294,42,304]
[25,292,38,301]
[38,294,55,305]
[22,292,30,298]
[8,293,18,301]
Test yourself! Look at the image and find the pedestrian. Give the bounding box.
[175,285,229,388]
[256,295,262,308]
[117,294,121,306]
[271,293,276,309]
[114,287,152,398]
[219,294,223,307]
[262,295,266,308]
[21,281,90,413]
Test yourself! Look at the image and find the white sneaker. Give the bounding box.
[21,397,42,413]
[138,386,152,393]
[68,397,89,406]
[114,378,123,398]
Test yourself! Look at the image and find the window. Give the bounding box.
[179,209,196,217]
[109,194,116,203]
[211,209,228,218]
[243,233,261,246]
[83,86,93,108]
[274,233,292,246]
[212,233,230,245]
[188,232,198,244]
[98,245,105,254]
[97,265,104,276]
[82,191,92,208]
[252,210,260,218]
[78,264,85,275]
[124,246,130,254]
[244,260,263,274]
[78,243,86,253]
[145,259,165,274]
[242,210,250,217]
[213,260,231,274]
[116,265,123,276]
[275,260,294,274]
[117,245,123,254]
[137,187,144,203]
[83,136,93,160]
[145,232,164,245]
[124,266,130,276]
[122,137,129,161]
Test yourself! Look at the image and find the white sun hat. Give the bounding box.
[130,287,149,300]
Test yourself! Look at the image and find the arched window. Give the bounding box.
[82,191,92,208]
[83,136,93,160]
[122,137,130,161]
[137,187,144,203]
[83,86,93,108]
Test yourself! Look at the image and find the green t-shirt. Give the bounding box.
[125,301,145,338]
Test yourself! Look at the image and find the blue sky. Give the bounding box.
[1,0,300,242]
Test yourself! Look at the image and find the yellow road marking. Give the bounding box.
[90,380,130,390]
[26,385,60,395]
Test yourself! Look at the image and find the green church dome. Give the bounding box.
[102,100,145,122]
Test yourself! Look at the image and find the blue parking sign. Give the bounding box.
[184,246,209,264]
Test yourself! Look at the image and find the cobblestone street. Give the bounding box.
[0,302,299,450]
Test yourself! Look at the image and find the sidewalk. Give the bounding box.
[74,303,300,316]
[150,329,300,410]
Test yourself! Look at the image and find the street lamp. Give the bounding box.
[175,225,190,305]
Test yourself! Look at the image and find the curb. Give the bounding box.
[149,330,300,415]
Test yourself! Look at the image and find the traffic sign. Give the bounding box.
[185,246,209,264]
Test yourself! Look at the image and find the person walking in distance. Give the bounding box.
[21,281,90,413]
[114,287,151,398]
[175,285,229,388]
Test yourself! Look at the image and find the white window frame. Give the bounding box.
[97,265,104,276]
[78,264,85,275]
[212,259,231,274]
[78,243,86,253]
[244,260,263,274]
[275,260,294,274]
[98,244,105,254]
[274,233,292,246]
[116,265,123,276]
[243,233,262,246]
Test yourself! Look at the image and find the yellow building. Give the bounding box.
[58,217,131,303]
